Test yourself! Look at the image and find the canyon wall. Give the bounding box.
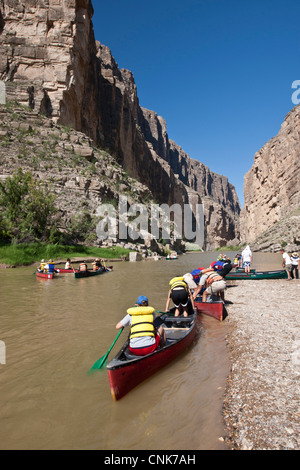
[0,0,241,249]
[240,105,300,251]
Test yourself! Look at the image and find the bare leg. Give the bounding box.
[182,306,189,317]
[174,307,180,317]
[158,326,166,347]
[202,290,208,302]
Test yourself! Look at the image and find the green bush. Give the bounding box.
[0,169,56,242]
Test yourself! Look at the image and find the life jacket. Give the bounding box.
[48,264,55,274]
[169,277,188,291]
[127,307,156,340]
[213,261,224,270]
[79,263,87,272]
[206,271,223,286]
[40,263,46,271]
[191,268,204,283]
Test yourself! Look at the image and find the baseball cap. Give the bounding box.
[136,295,149,305]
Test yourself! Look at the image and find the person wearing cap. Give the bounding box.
[37,259,46,272]
[44,259,55,274]
[115,296,166,356]
[193,267,226,303]
[291,252,299,279]
[215,258,233,278]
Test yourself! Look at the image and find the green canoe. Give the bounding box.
[225,269,288,280]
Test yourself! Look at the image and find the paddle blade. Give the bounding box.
[88,328,124,375]
[88,353,109,373]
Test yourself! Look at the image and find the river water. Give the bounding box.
[0,251,282,450]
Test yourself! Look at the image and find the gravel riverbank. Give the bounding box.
[223,278,300,450]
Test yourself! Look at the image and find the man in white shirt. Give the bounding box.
[242,245,252,273]
[280,249,292,280]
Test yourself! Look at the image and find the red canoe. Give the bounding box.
[55,268,77,274]
[194,296,224,322]
[106,311,198,401]
[36,271,55,280]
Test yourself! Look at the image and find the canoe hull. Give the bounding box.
[55,268,76,274]
[195,298,224,321]
[107,313,198,401]
[225,269,288,280]
[74,266,113,278]
[36,271,55,280]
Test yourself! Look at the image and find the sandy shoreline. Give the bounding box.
[223,278,300,450]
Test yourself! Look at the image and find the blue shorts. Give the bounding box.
[243,261,251,267]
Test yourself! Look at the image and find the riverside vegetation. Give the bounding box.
[0,101,178,261]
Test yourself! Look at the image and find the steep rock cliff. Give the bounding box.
[0,0,241,249]
[138,107,241,247]
[240,105,300,251]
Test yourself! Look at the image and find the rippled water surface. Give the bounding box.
[0,252,282,450]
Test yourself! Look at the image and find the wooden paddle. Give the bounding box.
[88,328,124,373]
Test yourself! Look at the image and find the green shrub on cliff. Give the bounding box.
[0,168,57,242]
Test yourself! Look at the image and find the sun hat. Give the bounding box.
[136,295,149,305]
[183,273,197,289]
[292,252,298,257]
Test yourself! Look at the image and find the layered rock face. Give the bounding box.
[138,108,241,247]
[0,0,102,140]
[0,0,241,249]
[240,105,300,250]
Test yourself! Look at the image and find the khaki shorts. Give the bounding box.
[206,279,226,295]
[285,264,292,272]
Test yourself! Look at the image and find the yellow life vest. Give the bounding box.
[127,307,156,340]
[169,277,188,291]
[40,263,46,271]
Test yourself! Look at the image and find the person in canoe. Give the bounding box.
[115,296,166,357]
[44,259,55,274]
[193,268,226,303]
[65,258,74,270]
[37,259,46,273]
[79,261,88,272]
[92,258,104,271]
[165,276,195,317]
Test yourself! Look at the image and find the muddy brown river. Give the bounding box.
[0,252,282,450]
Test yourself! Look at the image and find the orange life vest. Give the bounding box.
[205,271,223,286]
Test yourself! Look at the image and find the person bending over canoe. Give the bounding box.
[115,296,166,357]
[193,268,226,303]
[165,277,195,317]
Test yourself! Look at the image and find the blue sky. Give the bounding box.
[92,0,300,206]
